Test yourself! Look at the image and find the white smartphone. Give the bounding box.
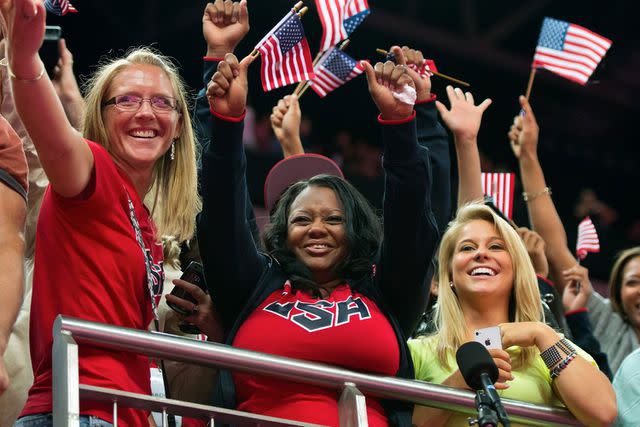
[474,326,503,350]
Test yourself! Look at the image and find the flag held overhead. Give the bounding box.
[576,216,600,260]
[310,47,365,98]
[316,0,370,53]
[481,172,515,220]
[532,17,612,85]
[255,10,315,92]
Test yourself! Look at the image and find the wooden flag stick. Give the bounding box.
[525,67,537,100]
[376,48,470,87]
[294,51,324,94]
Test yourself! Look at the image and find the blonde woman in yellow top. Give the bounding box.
[409,204,616,427]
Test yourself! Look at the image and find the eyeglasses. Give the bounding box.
[103,94,179,113]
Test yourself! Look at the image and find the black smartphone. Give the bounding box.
[167,261,207,315]
[39,26,62,78]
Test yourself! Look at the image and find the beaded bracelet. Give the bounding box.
[522,186,552,202]
[540,337,575,369]
[550,351,577,379]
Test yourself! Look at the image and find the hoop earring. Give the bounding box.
[170,140,176,161]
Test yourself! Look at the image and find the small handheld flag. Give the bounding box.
[576,216,600,260]
[255,11,315,92]
[533,17,611,85]
[310,47,365,98]
[44,0,77,16]
[315,0,370,53]
[481,173,515,220]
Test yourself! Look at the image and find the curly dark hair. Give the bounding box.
[263,174,382,294]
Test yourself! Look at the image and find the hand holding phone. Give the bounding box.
[166,261,207,315]
[474,326,503,350]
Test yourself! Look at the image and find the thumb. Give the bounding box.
[240,52,257,70]
[289,93,300,114]
[519,95,536,124]
[478,98,493,113]
[361,60,377,90]
[391,45,406,66]
[435,100,448,118]
[239,0,249,26]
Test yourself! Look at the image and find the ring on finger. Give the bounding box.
[192,304,199,313]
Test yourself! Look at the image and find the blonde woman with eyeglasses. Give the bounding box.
[2,1,200,425]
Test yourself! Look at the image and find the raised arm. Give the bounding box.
[391,45,451,233]
[194,0,250,140]
[2,0,92,197]
[436,86,491,207]
[198,53,262,327]
[361,59,438,335]
[270,94,304,157]
[0,116,26,395]
[508,96,577,291]
[51,38,85,131]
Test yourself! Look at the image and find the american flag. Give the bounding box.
[310,47,365,98]
[316,0,370,52]
[532,17,612,85]
[410,59,438,77]
[481,173,515,220]
[576,216,600,260]
[44,0,77,16]
[255,11,315,92]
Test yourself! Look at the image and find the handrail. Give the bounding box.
[54,315,580,426]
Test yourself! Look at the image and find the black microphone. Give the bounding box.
[456,341,511,427]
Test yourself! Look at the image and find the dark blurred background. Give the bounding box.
[46,0,639,280]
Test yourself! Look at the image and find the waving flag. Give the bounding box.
[255,11,315,92]
[481,173,515,220]
[533,17,612,85]
[310,47,365,98]
[316,0,370,52]
[45,0,77,16]
[576,216,600,260]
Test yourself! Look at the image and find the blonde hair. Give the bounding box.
[82,47,201,242]
[433,202,543,369]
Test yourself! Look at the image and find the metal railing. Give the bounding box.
[52,315,581,426]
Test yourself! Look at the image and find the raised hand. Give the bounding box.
[435,85,492,144]
[52,38,85,130]
[165,279,224,341]
[561,264,593,312]
[1,0,45,78]
[270,94,304,157]
[207,52,255,118]
[203,0,250,58]
[508,96,539,159]
[362,60,415,121]
[517,227,549,278]
[389,45,432,102]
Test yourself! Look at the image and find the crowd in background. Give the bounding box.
[0,1,639,426]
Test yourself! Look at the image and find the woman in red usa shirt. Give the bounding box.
[3,1,200,425]
[198,49,439,426]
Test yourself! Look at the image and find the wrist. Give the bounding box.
[518,150,539,163]
[206,45,234,58]
[416,91,433,103]
[533,323,560,351]
[453,135,478,147]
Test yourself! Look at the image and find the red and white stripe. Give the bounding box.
[315,0,349,52]
[533,23,611,85]
[316,0,369,52]
[576,216,600,260]
[481,173,515,220]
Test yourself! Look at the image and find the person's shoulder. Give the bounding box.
[617,347,640,375]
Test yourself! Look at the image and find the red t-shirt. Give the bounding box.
[21,141,164,426]
[233,282,400,426]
